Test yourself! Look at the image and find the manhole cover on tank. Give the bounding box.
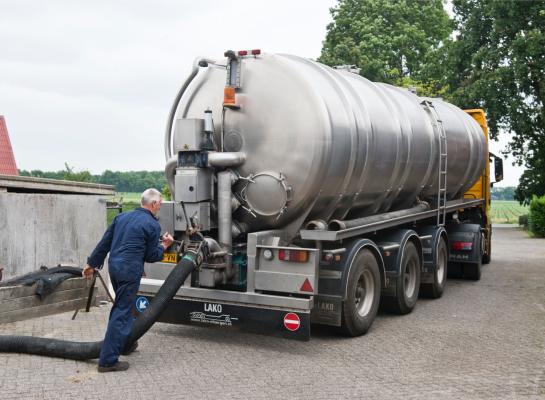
[243,172,289,217]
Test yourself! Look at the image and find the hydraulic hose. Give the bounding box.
[0,252,199,360]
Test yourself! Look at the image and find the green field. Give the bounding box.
[490,200,528,224]
[111,192,142,203]
[107,192,140,225]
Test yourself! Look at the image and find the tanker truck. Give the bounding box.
[137,50,504,340]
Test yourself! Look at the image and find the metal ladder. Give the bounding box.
[421,100,448,226]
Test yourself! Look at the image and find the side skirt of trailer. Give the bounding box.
[135,295,311,341]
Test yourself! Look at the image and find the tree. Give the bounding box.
[319,0,451,89]
[514,147,545,204]
[439,0,545,204]
[63,163,93,183]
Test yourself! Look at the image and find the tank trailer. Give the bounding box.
[138,50,504,340]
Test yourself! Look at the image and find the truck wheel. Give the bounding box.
[383,241,421,314]
[420,237,447,299]
[340,249,381,337]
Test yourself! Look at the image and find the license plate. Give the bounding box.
[162,252,178,263]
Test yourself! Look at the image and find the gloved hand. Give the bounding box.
[161,232,174,249]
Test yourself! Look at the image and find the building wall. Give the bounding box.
[0,193,108,280]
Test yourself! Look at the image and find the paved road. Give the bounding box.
[1,226,544,400]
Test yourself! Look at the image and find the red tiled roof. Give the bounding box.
[0,116,18,175]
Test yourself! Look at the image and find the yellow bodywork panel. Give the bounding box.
[463,109,490,222]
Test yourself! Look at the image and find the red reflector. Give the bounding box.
[237,50,248,56]
[300,278,313,292]
[452,241,473,251]
[251,49,261,55]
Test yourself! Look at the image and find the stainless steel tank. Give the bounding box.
[167,53,487,232]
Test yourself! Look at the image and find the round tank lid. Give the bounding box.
[242,172,290,217]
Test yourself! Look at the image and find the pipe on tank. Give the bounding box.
[164,57,216,161]
[218,170,238,259]
[305,219,328,231]
[207,152,246,167]
[329,203,430,231]
[164,157,178,201]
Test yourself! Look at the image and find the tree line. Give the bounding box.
[19,164,166,193]
[320,0,545,205]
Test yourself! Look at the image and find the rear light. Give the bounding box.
[237,50,248,56]
[278,249,309,263]
[223,86,236,105]
[452,241,473,251]
[322,252,342,262]
[251,49,261,55]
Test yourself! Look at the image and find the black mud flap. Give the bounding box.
[135,295,311,341]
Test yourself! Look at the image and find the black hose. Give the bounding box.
[0,252,198,360]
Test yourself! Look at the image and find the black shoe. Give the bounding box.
[121,340,138,355]
[98,361,129,373]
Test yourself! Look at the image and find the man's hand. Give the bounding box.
[82,264,95,279]
[161,232,174,250]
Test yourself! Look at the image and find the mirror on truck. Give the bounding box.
[489,152,504,184]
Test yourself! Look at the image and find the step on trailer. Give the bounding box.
[137,50,504,340]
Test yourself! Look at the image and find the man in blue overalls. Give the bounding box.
[83,188,174,372]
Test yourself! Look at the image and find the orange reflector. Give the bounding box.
[278,249,309,263]
[223,86,236,105]
[300,278,313,292]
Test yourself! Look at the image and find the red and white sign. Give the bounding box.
[283,313,300,331]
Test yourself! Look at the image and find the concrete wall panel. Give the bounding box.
[0,193,107,280]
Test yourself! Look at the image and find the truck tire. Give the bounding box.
[383,241,421,314]
[420,237,448,299]
[340,249,381,337]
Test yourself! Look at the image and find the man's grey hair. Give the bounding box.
[141,188,162,206]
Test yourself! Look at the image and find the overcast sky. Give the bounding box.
[0,0,522,186]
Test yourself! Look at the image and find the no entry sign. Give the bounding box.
[283,313,301,331]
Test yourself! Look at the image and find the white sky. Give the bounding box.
[0,0,523,186]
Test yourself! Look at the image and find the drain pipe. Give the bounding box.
[218,170,238,280]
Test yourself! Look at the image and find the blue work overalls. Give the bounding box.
[87,207,164,367]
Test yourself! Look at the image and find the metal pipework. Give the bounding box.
[328,202,430,231]
[164,57,216,161]
[218,170,238,251]
[203,175,238,286]
[305,219,328,231]
[164,157,178,201]
[207,152,246,168]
